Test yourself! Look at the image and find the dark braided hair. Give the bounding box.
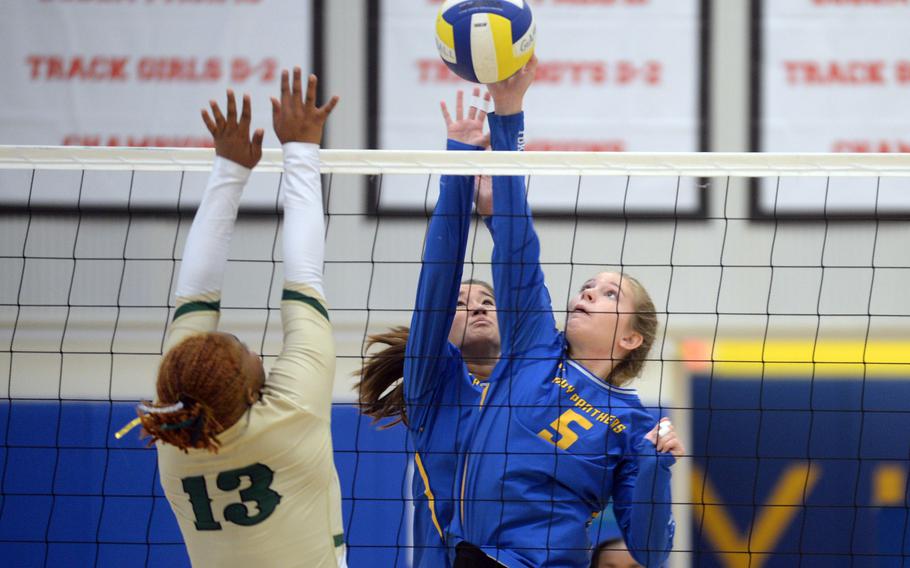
[140,333,250,453]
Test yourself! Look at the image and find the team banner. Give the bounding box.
[0,0,313,150]
[755,0,910,218]
[375,0,706,216]
[686,339,910,565]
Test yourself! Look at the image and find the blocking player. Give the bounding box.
[137,69,345,567]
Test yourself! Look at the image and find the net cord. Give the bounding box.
[2,146,910,177]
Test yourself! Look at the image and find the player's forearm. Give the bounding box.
[488,111,539,268]
[281,142,326,299]
[410,141,478,325]
[175,156,249,299]
[404,144,476,400]
[488,112,551,349]
[625,453,676,567]
[421,140,478,265]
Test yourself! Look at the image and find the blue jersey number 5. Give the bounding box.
[537,409,593,451]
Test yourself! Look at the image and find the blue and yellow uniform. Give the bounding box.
[447,113,675,567]
[404,139,487,567]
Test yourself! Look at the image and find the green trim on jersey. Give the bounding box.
[333,533,345,547]
[281,289,329,322]
[173,300,221,321]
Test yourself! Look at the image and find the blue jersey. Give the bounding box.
[447,113,675,568]
[403,139,487,568]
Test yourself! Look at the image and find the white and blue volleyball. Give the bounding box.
[435,0,536,84]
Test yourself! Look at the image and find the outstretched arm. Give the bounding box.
[267,68,341,420]
[403,88,490,430]
[612,419,684,567]
[165,91,264,352]
[274,68,339,301]
[485,57,558,358]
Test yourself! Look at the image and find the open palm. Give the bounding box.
[441,87,491,148]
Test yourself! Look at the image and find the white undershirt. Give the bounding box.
[175,144,326,300]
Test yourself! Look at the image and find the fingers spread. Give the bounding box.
[455,90,464,121]
[478,91,492,123]
[468,86,480,120]
[305,73,317,107]
[240,94,252,124]
[251,128,265,152]
[226,90,237,123]
[440,101,452,125]
[293,67,304,103]
[201,109,217,135]
[280,69,290,105]
[321,95,339,116]
[210,100,226,128]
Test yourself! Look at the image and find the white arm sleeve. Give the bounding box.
[174,156,250,299]
[281,142,326,298]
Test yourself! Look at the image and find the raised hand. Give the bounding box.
[440,87,491,148]
[486,54,538,116]
[644,417,685,458]
[201,90,264,169]
[271,67,339,145]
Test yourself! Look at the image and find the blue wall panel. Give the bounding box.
[0,402,410,568]
[692,376,910,568]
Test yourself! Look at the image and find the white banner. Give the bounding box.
[377,0,705,216]
[0,0,313,151]
[758,0,910,216]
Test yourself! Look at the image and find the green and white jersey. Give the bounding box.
[156,282,345,568]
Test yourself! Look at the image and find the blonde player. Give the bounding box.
[135,69,344,567]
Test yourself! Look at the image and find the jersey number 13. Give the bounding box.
[181,463,282,530]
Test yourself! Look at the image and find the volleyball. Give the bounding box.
[435,0,536,84]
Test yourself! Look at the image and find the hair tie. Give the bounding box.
[137,401,185,414]
[160,416,198,431]
[113,401,187,440]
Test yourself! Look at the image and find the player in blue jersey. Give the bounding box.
[356,88,502,567]
[447,56,685,568]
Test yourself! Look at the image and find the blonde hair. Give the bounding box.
[608,274,657,387]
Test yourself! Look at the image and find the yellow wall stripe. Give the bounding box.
[682,340,910,378]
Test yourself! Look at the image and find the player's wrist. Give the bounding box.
[447,139,484,151]
[212,155,252,180]
[492,102,522,116]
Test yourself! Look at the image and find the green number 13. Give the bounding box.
[181,463,282,531]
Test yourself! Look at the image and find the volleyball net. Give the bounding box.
[1,146,909,567]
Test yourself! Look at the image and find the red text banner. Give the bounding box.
[0,0,312,150]
[376,0,704,216]
[756,0,910,216]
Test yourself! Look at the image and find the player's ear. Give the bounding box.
[619,331,643,352]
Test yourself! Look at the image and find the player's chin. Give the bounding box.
[565,316,587,341]
[466,326,496,343]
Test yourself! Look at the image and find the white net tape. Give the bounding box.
[3,145,910,176]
